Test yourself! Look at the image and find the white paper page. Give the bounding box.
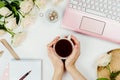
[9,59,42,80]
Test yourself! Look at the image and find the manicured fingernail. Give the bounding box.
[75,45,78,48]
[56,36,60,39]
[49,47,53,50]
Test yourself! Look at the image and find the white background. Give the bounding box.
[1,1,120,80]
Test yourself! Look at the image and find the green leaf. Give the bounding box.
[0,1,5,8]
[11,1,20,10]
[4,0,20,24]
[0,21,4,25]
[15,13,20,24]
[0,24,15,36]
[0,15,3,19]
[5,28,15,37]
[4,0,12,11]
[12,6,20,24]
[110,71,120,80]
[0,24,6,30]
[97,78,109,80]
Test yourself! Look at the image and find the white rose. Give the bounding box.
[34,0,47,8]
[12,32,27,47]
[5,17,17,30]
[21,14,36,27]
[20,0,34,15]
[97,53,112,66]
[0,7,12,16]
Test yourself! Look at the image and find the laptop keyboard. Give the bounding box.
[69,0,120,22]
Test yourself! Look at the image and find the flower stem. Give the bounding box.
[106,65,111,74]
[4,26,15,37]
[6,29,15,37]
[18,11,25,18]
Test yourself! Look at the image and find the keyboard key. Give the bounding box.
[91,6,95,9]
[104,9,109,13]
[108,6,112,10]
[83,3,87,7]
[73,5,77,9]
[70,0,78,4]
[79,2,82,6]
[69,4,73,8]
[95,7,100,11]
[106,15,112,19]
[116,8,120,12]
[82,0,85,2]
[99,3,103,7]
[117,13,120,17]
[113,12,117,16]
[116,17,120,21]
[99,0,103,2]
[77,6,81,10]
[81,7,86,11]
[87,5,91,8]
[103,4,107,9]
[103,0,107,3]
[108,1,112,5]
[100,8,104,12]
[90,1,94,5]
[95,2,99,6]
[86,0,90,3]
[108,11,112,14]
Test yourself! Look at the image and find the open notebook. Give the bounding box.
[9,59,42,80]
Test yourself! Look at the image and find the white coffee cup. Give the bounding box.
[54,35,74,59]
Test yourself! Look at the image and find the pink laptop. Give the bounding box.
[62,0,120,44]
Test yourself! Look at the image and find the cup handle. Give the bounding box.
[67,35,71,40]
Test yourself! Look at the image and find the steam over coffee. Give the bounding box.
[55,39,73,57]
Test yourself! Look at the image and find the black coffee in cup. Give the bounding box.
[55,39,73,57]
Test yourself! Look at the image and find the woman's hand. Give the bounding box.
[47,36,64,80]
[65,35,86,80]
[65,35,80,70]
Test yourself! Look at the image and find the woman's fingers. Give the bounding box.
[71,35,79,46]
[47,36,61,58]
[67,35,80,61]
[47,36,60,48]
[70,45,79,59]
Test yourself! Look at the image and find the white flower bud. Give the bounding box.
[21,14,36,28]
[97,53,112,66]
[12,32,27,47]
[20,0,34,15]
[34,0,47,8]
[5,17,17,30]
[0,7,12,16]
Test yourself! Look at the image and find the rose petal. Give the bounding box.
[0,7,12,17]
[20,0,34,14]
[97,53,112,66]
[5,17,17,30]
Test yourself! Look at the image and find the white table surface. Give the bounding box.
[1,1,120,80]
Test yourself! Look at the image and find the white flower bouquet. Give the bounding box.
[0,0,63,47]
[0,0,44,47]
